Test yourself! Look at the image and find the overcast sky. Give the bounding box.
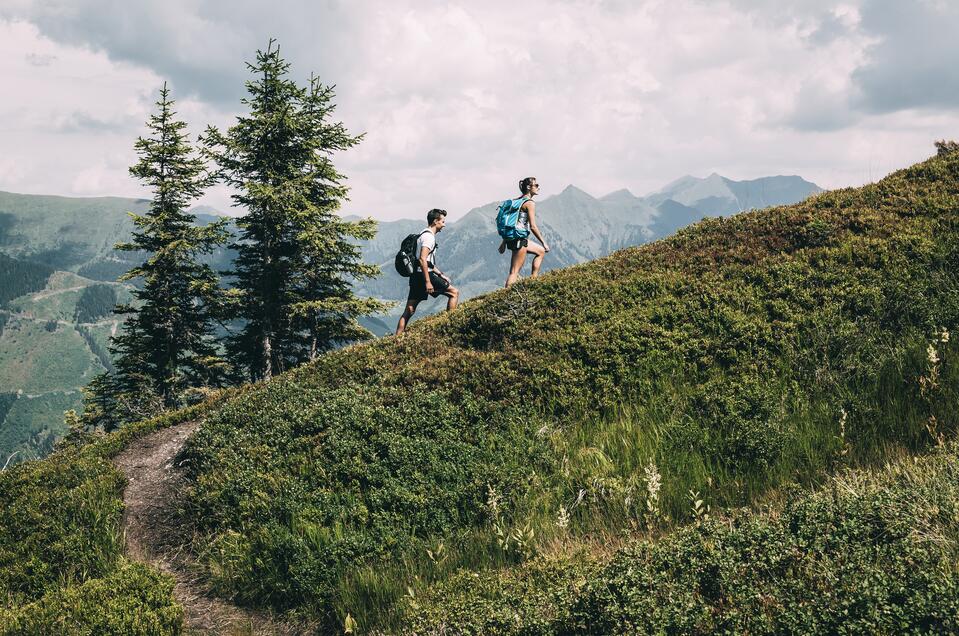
[1,0,958,221]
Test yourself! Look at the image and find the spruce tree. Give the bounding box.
[203,41,387,380]
[83,84,230,428]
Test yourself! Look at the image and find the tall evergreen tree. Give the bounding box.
[83,84,230,428]
[203,41,387,380]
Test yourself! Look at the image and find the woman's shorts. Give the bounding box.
[505,237,529,251]
[507,237,543,252]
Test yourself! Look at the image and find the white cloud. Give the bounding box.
[0,20,155,198]
[1,1,959,221]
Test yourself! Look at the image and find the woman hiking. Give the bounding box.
[498,176,550,287]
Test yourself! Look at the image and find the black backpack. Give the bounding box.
[394,230,431,277]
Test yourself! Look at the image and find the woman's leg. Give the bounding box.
[505,246,527,287]
[526,241,546,277]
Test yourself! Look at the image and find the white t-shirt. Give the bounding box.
[416,229,437,269]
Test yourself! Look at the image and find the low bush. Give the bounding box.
[0,559,182,635]
[0,451,124,605]
[563,443,959,635]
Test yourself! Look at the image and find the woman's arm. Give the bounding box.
[525,201,550,251]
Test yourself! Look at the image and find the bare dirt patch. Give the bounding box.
[114,421,311,635]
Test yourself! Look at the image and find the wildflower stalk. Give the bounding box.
[919,328,949,445]
[644,461,662,528]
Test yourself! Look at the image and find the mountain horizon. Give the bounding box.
[0,172,822,463]
[0,172,821,224]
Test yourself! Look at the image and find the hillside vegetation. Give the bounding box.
[179,150,959,630]
[1,150,958,633]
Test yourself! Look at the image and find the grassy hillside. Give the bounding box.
[0,319,102,393]
[405,440,959,634]
[176,150,959,630]
[1,150,957,633]
[0,392,79,462]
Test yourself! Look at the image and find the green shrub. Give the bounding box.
[0,559,182,635]
[0,450,124,604]
[184,384,555,616]
[402,551,596,635]
[562,444,959,635]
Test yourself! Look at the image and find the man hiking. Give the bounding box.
[395,208,459,335]
[498,176,550,287]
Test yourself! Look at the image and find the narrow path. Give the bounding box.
[29,284,88,300]
[113,421,310,635]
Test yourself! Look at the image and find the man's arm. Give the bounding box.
[419,246,433,293]
[526,201,550,252]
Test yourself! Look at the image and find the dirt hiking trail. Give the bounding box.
[114,421,312,635]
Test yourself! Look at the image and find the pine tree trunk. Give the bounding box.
[263,333,272,380]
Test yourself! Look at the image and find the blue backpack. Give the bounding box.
[495,197,531,240]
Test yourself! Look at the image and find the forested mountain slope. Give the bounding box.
[0,151,950,633]
[0,193,232,463]
[0,268,132,462]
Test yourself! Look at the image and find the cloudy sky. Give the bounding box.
[1,0,957,221]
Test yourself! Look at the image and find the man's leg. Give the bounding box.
[395,297,421,335]
[505,246,527,287]
[444,286,459,311]
[526,242,546,278]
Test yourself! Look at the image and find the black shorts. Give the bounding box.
[505,237,529,251]
[408,270,451,302]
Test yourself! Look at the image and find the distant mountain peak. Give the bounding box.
[559,184,596,199]
[188,204,230,218]
[600,188,637,201]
